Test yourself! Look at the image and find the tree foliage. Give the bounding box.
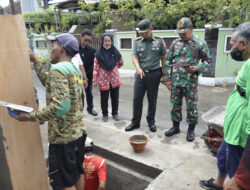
[24,8,79,33]
[23,0,249,34]
[80,0,250,32]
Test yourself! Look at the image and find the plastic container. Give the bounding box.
[129,134,148,153]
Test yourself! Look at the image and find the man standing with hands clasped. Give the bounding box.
[79,29,98,116]
[125,19,167,133]
[164,17,212,142]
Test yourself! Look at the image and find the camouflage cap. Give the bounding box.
[176,17,193,34]
[137,19,152,33]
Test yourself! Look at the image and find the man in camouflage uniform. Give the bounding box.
[164,17,212,142]
[125,19,167,133]
[12,33,87,190]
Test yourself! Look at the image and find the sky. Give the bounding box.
[0,0,18,8]
[0,0,10,8]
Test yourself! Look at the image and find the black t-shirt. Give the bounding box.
[79,45,97,78]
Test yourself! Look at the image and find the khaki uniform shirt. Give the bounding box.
[133,35,166,70]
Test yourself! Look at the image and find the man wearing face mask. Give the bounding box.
[200,22,250,190]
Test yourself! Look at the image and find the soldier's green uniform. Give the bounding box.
[31,61,86,144]
[134,36,166,70]
[126,19,166,132]
[165,21,212,125]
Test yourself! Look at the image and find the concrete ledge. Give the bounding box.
[199,76,236,86]
[85,117,217,190]
[94,145,162,179]
[120,69,236,86]
[106,158,152,190]
[120,69,136,77]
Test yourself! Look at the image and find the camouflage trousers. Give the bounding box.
[170,84,198,125]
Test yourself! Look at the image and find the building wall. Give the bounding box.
[29,28,244,82]
[114,29,245,81]
[114,32,136,70]
[28,34,51,58]
[215,29,244,78]
[114,29,205,71]
[20,0,38,13]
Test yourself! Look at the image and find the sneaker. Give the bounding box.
[113,114,120,121]
[199,178,223,190]
[103,116,108,122]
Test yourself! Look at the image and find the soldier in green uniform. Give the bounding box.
[125,19,167,133]
[12,33,87,190]
[164,17,212,142]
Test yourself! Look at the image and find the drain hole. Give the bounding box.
[94,145,162,190]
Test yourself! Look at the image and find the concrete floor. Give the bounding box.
[33,70,234,190]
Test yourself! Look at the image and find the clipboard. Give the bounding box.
[0,100,33,116]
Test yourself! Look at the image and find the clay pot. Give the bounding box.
[129,134,149,153]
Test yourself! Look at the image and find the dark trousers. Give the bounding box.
[49,133,87,189]
[131,69,161,126]
[82,77,94,111]
[217,140,244,178]
[100,86,120,116]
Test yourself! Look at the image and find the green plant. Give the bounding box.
[24,0,250,34]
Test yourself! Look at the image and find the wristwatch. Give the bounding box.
[83,78,88,81]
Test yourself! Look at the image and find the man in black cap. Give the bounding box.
[125,19,167,133]
[79,29,98,116]
[12,33,87,190]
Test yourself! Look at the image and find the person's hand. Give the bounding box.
[165,81,172,91]
[160,75,165,84]
[83,80,88,88]
[136,68,145,79]
[185,66,198,73]
[93,82,98,88]
[29,49,38,63]
[10,112,31,121]
[224,177,242,190]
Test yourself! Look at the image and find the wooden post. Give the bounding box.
[0,15,50,190]
[9,0,15,15]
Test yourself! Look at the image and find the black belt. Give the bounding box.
[143,68,161,73]
[236,84,246,99]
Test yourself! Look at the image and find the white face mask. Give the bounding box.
[103,45,111,50]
